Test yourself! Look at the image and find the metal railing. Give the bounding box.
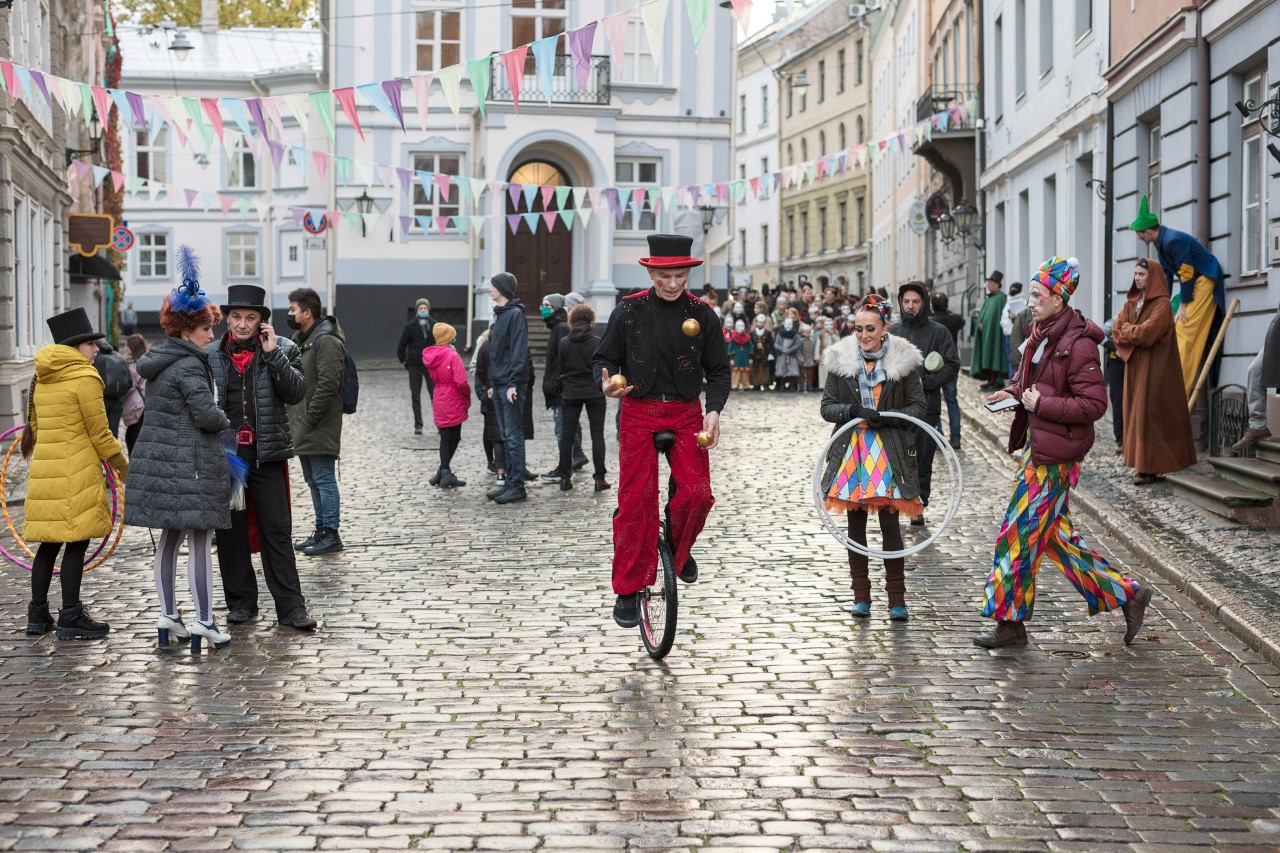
[489,54,611,106]
[916,85,978,124]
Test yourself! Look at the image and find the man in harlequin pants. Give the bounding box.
[592,234,731,628]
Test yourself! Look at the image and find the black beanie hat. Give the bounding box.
[491,272,518,299]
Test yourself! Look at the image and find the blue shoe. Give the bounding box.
[889,606,910,622]
[850,601,871,619]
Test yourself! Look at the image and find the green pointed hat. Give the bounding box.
[1129,195,1159,231]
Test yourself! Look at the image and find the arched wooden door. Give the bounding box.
[505,160,574,313]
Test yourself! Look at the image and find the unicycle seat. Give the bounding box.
[653,430,677,454]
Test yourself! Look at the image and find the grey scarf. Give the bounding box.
[854,341,889,408]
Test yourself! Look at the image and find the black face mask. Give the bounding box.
[285,315,300,330]
[901,310,919,322]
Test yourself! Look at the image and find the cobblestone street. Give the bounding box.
[2,368,1279,852]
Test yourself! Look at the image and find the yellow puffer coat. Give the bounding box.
[23,345,128,543]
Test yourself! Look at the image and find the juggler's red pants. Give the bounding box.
[613,397,715,595]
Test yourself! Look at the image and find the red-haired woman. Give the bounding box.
[123,248,233,651]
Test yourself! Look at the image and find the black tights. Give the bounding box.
[31,540,90,609]
[439,424,462,469]
[847,510,906,607]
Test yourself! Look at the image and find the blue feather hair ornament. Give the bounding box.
[168,245,211,313]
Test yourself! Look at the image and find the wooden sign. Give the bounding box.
[68,214,114,256]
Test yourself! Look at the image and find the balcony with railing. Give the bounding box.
[489,54,611,106]
[916,85,978,124]
[913,85,979,204]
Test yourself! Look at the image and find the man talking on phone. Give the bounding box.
[207,284,318,631]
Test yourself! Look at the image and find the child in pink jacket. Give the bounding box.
[422,324,472,488]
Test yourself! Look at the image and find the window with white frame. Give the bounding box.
[412,153,461,225]
[1241,73,1269,276]
[226,138,258,189]
[738,163,747,205]
[137,233,168,278]
[615,159,658,231]
[739,229,747,266]
[818,206,827,253]
[276,146,307,188]
[760,85,768,125]
[739,93,747,133]
[855,40,864,85]
[839,123,846,151]
[856,196,866,244]
[616,9,658,83]
[135,127,167,183]
[227,232,259,279]
[1075,0,1091,41]
[856,115,864,145]
[415,6,462,72]
[838,49,846,94]
[1147,121,1161,217]
[818,130,826,157]
[801,209,809,254]
[787,213,795,258]
[838,201,848,248]
[762,224,769,262]
[1038,0,1053,77]
[1015,0,1026,98]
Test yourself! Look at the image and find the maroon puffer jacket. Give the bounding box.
[1003,309,1106,465]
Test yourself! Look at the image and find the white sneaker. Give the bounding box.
[157,614,190,646]
[190,620,231,652]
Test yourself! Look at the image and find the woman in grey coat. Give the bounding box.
[123,251,233,651]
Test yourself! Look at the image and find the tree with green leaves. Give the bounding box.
[116,0,319,29]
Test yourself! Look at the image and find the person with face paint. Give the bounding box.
[816,317,839,390]
[749,314,774,390]
[396,298,436,435]
[798,323,817,393]
[774,317,801,392]
[592,234,731,629]
[819,295,926,621]
[727,319,752,389]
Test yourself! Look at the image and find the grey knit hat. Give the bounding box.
[415,298,431,310]
[564,292,585,310]
[491,272,518,299]
[544,294,565,311]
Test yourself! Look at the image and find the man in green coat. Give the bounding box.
[971,271,1009,390]
[287,287,347,556]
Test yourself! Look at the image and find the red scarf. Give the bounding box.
[1018,307,1073,386]
[226,338,258,374]
[729,331,751,345]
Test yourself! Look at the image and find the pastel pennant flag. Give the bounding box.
[397,167,413,196]
[435,216,450,234]
[540,185,555,209]
[471,215,487,236]
[91,165,109,187]
[465,57,491,118]
[382,79,406,129]
[500,47,528,113]
[452,215,468,233]
[334,88,364,140]
[571,186,587,209]
[222,196,236,216]
[531,36,559,106]
[356,82,397,127]
[15,65,34,103]
[435,172,452,202]
[506,214,521,234]
[200,192,216,213]
[268,139,286,172]
[126,91,147,128]
[399,216,413,235]
[615,187,632,221]
[378,163,394,188]
[521,184,538,210]
[465,176,485,206]
[108,87,131,123]
[200,98,225,143]
[554,185,571,211]
[0,61,16,98]
[310,91,336,141]
[30,71,53,108]
[508,184,523,209]
[71,161,91,183]
[417,216,432,232]
[335,156,353,184]
[184,188,199,208]
[59,78,82,116]
[558,208,576,230]
[521,212,539,233]
[260,96,286,138]
[222,97,255,139]
[283,92,310,136]
[79,84,95,125]
[686,0,711,48]
[246,98,269,139]
[568,23,598,91]
[577,204,592,229]
[749,176,761,197]
[437,64,464,121]
[587,187,604,211]
[410,74,433,131]
[312,150,330,180]
[729,0,753,35]
[541,211,558,232]
[640,0,669,73]
[417,170,435,202]
[602,9,632,70]
[184,98,213,151]
[90,86,112,126]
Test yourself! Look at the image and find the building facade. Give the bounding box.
[731,14,785,293]
[0,1,113,429]
[1106,0,1279,388]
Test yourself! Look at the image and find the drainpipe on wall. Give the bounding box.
[1104,99,1115,323]
[1195,6,1211,246]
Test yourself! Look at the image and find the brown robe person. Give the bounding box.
[1113,259,1197,482]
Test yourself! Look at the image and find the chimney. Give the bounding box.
[201,0,218,34]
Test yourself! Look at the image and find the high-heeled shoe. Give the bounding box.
[190,620,231,652]
[157,614,191,646]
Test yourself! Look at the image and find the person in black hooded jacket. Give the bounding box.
[555,303,610,491]
[889,281,959,525]
[539,294,586,481]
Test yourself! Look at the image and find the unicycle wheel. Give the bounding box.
[640,528,678,659]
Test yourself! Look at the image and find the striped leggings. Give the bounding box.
[154,529,216,625]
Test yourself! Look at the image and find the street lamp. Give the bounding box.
[952,201,978,236]
[1236,90,1280,164]
[168,29,193,60]
[355,190,374,237]
[65,108,103,167]
[789,70,810,92]
[699,204,719,235]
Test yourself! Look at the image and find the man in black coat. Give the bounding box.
[539,294,587,480]
[396,297,435,435]
[891,281,960,525]
[931,292,965,449]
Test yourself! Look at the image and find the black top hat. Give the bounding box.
[220,284,271,320]
[46,307,105,347]
[986,270,1004,285]
[639,234,704,269]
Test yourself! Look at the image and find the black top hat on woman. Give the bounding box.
[221,284,271,321]
[46,307,106,347]
[638,234,704,269]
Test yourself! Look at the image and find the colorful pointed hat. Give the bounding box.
[1033,257,1081,302]
[1129,195,1159,231]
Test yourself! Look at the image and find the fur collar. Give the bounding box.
[823,333,923,381]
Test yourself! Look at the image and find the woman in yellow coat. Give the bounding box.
[21,308,128,641]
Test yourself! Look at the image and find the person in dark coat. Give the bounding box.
[485,272,532,504]
[206,284,316,631]
[976,257,1153,650]
[971,271,1009,389]
[556,303,609,491]
[396,297,435,435]
[930,292,965,449]
[890,281,959,525]
[539,293,587,481]
[1234,303,1279,452]
[124,248,233,650]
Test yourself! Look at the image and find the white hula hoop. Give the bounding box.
[812,412,964,560]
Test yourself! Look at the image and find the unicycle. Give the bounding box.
[640,430,679,660]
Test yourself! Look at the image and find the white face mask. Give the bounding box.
[783,319,794,331]
[734,320,746,332]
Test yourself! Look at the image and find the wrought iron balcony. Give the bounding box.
[916,85,978,124]
[489,54,611,106]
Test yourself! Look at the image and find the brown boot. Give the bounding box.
[1121,586,1154,645]
[1232,427,1271,453]
[973,620,1028,649]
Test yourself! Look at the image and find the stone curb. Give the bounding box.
[959,399,1280,670]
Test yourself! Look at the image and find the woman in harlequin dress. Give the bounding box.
[818,296,926,621]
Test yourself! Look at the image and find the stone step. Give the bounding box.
[1208,457,1280,498]
[1255,438,1280,465]
[1167,472,1280,527]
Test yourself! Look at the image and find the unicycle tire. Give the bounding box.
[640,527,678,659]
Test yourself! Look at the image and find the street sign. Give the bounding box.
[305,237,327,251]
[110,226,134,252]
[68,213,114,256]
[302,212,327,235]
[908,200,930,236]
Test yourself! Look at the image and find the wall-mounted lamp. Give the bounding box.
[1236,91,1280,164]
[65,109,103,167]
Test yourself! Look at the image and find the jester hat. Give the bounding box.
[1129,195,1159,232]
[1032,257,1081,302]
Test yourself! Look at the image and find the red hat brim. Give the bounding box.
[638,256,704,269]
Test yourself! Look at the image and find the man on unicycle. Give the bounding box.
[593,234,731,628]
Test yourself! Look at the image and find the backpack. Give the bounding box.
[339,348,359,414]
[95,352,132,400]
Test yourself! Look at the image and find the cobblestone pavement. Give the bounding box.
[2,368,1279,852]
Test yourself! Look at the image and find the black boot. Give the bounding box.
[55,604,109,640]
[429,468,443,487]
[26,601,54,636]
[303,527,344,556]
[439,469,466,488]
[294,527,321,552]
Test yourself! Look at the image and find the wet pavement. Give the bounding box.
[2,368,1279,852]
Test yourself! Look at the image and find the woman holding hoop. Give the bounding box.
[123,249,234,651]
[21,308,129,640]
[818,296,925,621]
